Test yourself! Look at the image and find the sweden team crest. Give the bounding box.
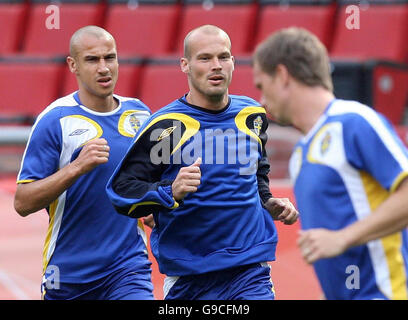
[253,116,263,136]
[320,131,332,155]
[118,110,146,137]
[129,114,141,132]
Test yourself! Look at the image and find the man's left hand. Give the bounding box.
[264,197,299,225]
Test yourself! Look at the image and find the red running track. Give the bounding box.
[0,176,321,300]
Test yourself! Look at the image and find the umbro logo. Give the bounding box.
[157,126,177,141]
[69,129,89,136]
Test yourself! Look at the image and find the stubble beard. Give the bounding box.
[192,78,229,106]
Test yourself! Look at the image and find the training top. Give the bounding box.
[17,92,152,283]
[289,99,408,299]
[106,95,278,276]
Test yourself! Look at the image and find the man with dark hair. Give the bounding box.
[14,26,153,300]
[253,27,408,300]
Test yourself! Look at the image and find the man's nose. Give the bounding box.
[97,59,109,73]
[211,58,222,70]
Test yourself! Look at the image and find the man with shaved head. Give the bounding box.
[14,26,154,300]
[107,25,299,300]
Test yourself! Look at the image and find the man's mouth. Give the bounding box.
[97,76,112,87]
[208,74,224,85]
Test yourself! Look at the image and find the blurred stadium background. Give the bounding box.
[0,0,407,300]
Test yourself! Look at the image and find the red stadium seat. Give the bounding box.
[105,4,180,57]
[330,4,408,63]
[138,60,188,112]
[0,2,27,54]
[254,4,336,51]
[229,63,261,102]
[372,63,408,124]
[0,61,64,119]
[61,61,143,98]
[175,3,257,56]
[22,3,105,56]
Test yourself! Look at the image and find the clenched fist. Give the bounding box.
[172,157,202,201]
[72,138,110,175]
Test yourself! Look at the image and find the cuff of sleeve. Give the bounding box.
[390,172,408,193]
[158,184,181,209]
[260,193,273,207]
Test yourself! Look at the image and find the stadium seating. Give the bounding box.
[0,0,407,126]
[229,61,261,102]
[175,1,257,56]
[0,59,64,122]
[254,2,337,51]
[0,1,27,55]
[331,59,408,125]
[330,4,408,63]
[138,59,189,112]
[61,59,143,98]
[372,62,408,124]
[22,1,105,56]
[105,2,181,57]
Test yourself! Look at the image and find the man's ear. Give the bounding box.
[180,57,189,74]
[276,64,290,88]
[66,56,77,74]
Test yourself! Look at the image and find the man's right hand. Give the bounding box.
[14,138,111,217]
[172,157,202,201]
[73,138,110,175]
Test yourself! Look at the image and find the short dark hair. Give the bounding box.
[69,25,115,58]
[254,27,333,92]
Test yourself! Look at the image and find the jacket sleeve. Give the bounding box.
[244,110,273,204]
[106,118,183,218]
[256,114,273,204]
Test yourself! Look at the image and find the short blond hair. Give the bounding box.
[183,24,231,59]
